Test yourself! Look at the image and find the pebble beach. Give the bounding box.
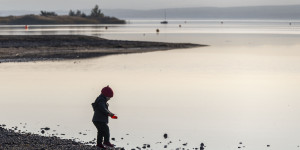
[0,125,97,150]
[0,124,207,150]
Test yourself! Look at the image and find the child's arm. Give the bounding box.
[97,100,115,116]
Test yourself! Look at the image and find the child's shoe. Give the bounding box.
[103,142,115,148]
[96,143,106,149]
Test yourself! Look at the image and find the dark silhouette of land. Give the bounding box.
[0,5,125,25]
[0,35,205,62]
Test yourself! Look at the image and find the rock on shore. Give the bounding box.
[0,35,205,62]
[0,127,95,150]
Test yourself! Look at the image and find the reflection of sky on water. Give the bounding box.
[0,24,111,35]
[1,20,300,36]
[1,20,300,149]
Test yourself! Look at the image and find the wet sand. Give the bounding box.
[0,35,205,62]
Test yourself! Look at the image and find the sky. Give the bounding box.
[1,0,300,10]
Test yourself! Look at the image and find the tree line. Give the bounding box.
[40,5,104,18]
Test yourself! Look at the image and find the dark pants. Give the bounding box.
[93,121,110,145]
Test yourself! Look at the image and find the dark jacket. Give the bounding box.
[92,94,110,123]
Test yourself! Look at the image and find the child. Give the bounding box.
[92,86,115,149]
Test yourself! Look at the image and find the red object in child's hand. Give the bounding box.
[111,115,118,119]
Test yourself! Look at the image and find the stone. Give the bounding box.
[163,133,168,139]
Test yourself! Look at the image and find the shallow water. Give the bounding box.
[1,20,300,149]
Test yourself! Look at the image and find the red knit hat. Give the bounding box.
[101,86,114,97]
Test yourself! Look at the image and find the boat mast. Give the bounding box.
[164,9,167,21]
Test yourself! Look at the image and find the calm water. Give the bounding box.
[1,20,300,149]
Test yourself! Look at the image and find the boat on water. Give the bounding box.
[160,10,168,24]
[161,20,168,24]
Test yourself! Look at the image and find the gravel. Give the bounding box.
[0,127,96,150]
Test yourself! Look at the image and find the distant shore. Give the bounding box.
[0,15,125,25]
[0,5,125,25]
[0,35,206,63]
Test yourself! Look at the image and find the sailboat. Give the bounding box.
[160,10,168,24]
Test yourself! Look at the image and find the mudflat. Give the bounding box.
[0,35,205,62]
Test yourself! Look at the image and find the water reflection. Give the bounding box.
[1,20,300,36]
[0,24,120,35]
[1,20,300,150]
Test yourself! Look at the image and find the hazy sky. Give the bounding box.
[2,0,300,10]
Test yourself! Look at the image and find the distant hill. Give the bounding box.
[101,5,300,20]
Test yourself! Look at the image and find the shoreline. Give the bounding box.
[0,126,96,150]
[0,35,206,63]
[0,124,206,150]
